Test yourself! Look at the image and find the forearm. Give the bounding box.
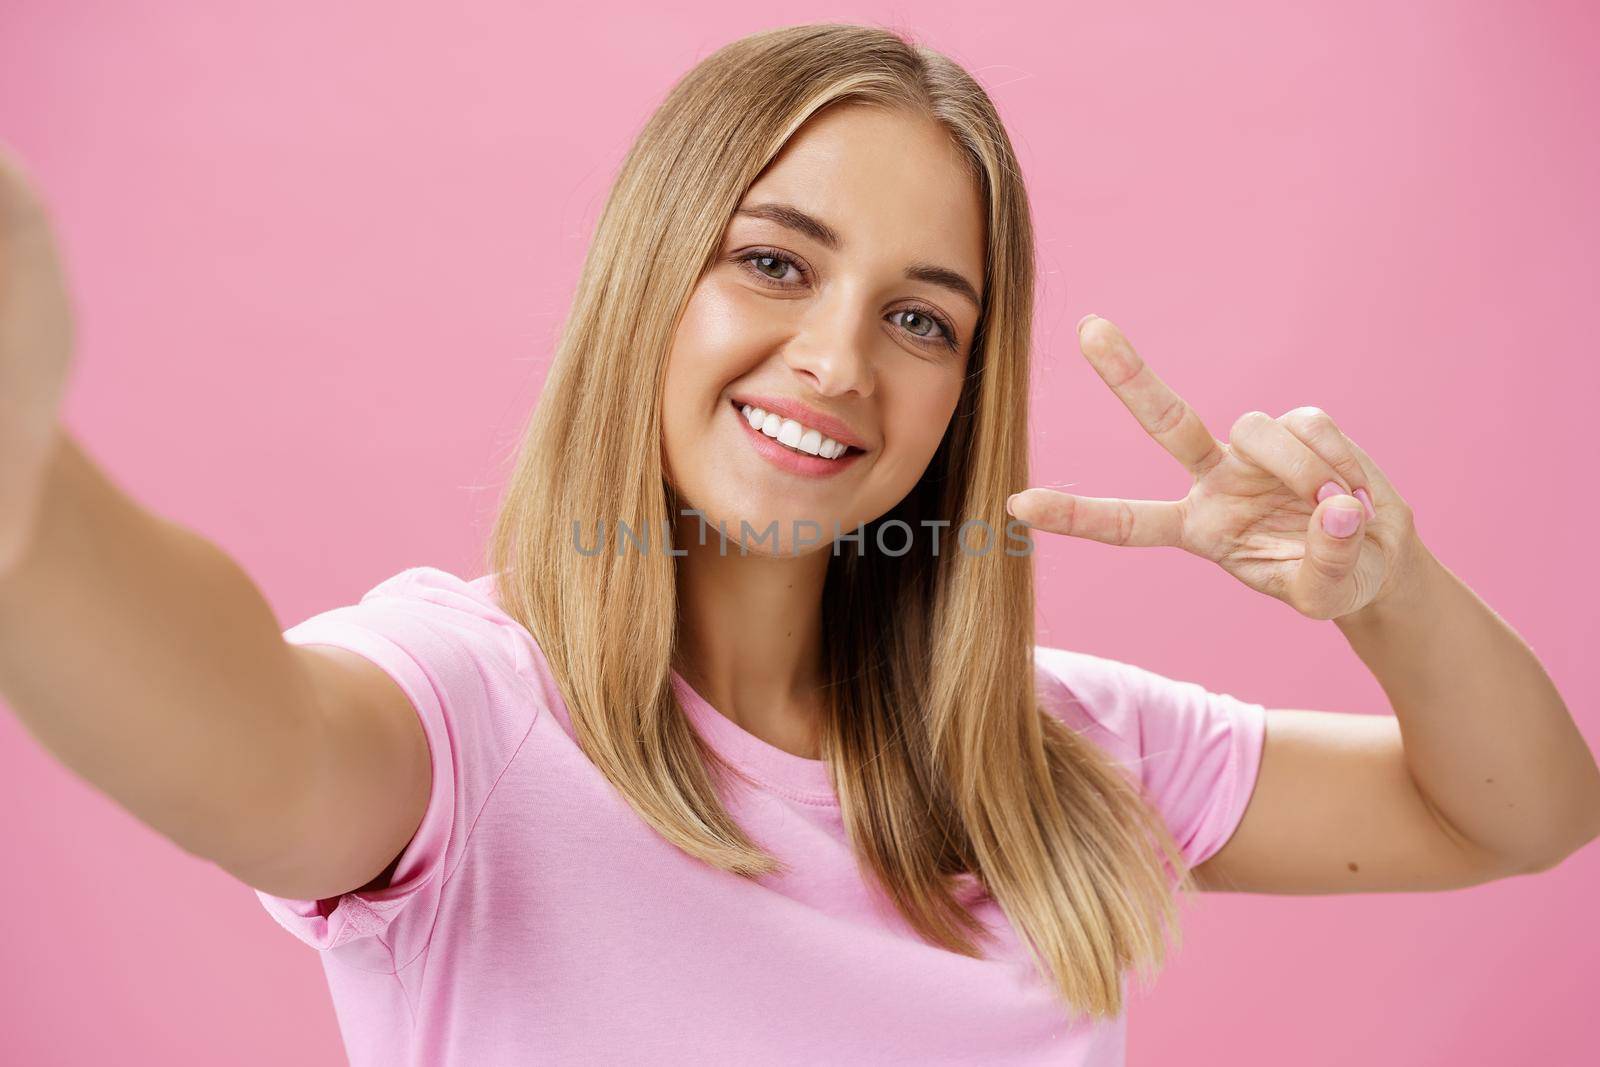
[1335,536,1600,869]
[0,426,323,870]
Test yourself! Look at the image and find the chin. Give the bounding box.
[674,494,849,559]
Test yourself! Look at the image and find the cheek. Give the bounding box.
[660,283,757,471]
[868,375,965,491]
[669,278,769,376]
[663,290,725,422]
[904,371,966,450]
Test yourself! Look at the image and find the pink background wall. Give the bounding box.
[2,2,1596,1063]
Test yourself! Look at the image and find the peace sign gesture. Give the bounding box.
[1006,315,1424,622]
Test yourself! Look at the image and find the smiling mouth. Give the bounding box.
[730,399,864,460]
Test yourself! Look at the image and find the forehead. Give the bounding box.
[737,104,986,284]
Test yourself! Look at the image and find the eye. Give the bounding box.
[735,248,963,352]
[737,247,808,286]
[890,307,958,349]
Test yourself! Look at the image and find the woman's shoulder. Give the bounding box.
[1031,644,1149,760]
[1033,641,1269,805]
[329,565,542,672]
[282,565,569,730]
[348,564,503,623]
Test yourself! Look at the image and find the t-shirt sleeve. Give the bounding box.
[251,566,539,970]
[1033,645,1268,873]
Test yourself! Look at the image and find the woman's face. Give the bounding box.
[661,103,987,556]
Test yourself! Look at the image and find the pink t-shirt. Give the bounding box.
[254,566,1266,1066]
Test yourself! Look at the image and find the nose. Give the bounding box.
[781,291,877,400]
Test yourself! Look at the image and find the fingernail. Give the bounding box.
[1316,480,1344,503]
[1006,493,1019,516]
[1322,506,1362,538]
[1076,313,1097,332]
[1354,487,1376,519]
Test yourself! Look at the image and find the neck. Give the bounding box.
[671,511,832,760]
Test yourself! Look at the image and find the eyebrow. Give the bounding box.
[732,200,983,311]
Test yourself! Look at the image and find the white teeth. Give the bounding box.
[739,403,849,460]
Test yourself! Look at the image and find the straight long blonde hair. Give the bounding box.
[485,21,1195,1022]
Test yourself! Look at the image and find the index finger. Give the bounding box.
[1077,315,1223,476]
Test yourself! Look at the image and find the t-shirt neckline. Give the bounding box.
[669,670,838,804]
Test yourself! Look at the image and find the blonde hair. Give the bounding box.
[485,21,1194,1022]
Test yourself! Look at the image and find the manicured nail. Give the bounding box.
[1316,480,1344,503]
[1322,506,1362,538]
[1006,493,1019,516]
[1076,313,1097,332]
[1353,487,1376,519]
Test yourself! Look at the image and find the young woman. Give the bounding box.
[0,22,1595,1067]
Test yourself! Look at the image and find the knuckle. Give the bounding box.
[1282,406,1334,435]
[1281,404,1327,421]
[1114,499,1135,546]
[1311,558,1350,590]
[1150,394,1189,436]
[1229,409,1270,442]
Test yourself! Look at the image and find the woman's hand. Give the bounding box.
[0,142,76,575]
[1006,314,1424,622]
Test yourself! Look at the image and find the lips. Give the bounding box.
[729,399,866,478]
[727,393,870,451]
[735,402,850,459]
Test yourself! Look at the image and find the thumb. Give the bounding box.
[1291,494,1367,614]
